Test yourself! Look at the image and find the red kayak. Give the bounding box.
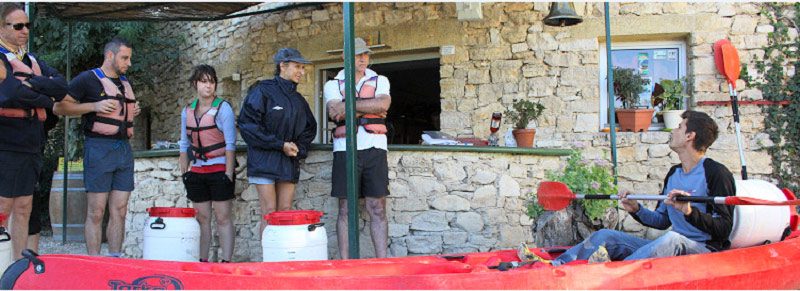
[3,231,800,289]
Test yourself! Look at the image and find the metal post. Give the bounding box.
[343,2,360,259]
[62,22,73,244]
[604,2,618,184]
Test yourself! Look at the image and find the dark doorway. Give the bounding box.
[322,58,440,144]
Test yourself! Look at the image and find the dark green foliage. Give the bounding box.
[742,3,800,194]
[32,16,183,94]
[613,67,649,109]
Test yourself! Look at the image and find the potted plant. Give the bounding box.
[652,78,687,130]
[505,99,545,147]
[613,67,653,132]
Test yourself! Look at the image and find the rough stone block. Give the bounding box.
[455,212,484,233]
[431,195,471,211]
[730,15,758,35]
[406,234,443,254]
[467,69,490,84]
[648,144,672,158]
[559,39,598,52]
[469,45,512,61]
[574,113,598,133]
[490,60,523,83]
[472,186,497,208]
[410,210,449,231]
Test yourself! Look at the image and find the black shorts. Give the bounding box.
[0,151,41,198]
[331,148,389,198]
[182,171,235,203]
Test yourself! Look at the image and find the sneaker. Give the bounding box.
[588,245,611,264]
[220,260,231,263]
[517,243,551,264]
[199,258,209,263]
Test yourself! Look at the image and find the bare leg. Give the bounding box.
[212,200,234,261]
[27,233,39,253]
[85,192,109,256]
[106,190,130,254]
[256,184,277,236]
[336,198,349,259]
[275,182,296,211]
[193,201,212,261]
[1,196,32,259]
[365,197,388,258]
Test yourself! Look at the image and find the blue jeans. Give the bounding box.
[552,229,710,266]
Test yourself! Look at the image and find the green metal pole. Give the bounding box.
[604,2,618,184]
[61,22,73,244]
[343,2,360,259]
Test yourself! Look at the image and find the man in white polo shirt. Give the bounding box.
[324,37,391,259]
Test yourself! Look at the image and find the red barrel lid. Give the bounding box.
[264,210,323,225]
[147,207,196,217]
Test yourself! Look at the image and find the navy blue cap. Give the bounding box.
[273,48,311,64]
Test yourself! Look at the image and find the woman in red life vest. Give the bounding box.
[178,65,236,263]
[238,48,317,236]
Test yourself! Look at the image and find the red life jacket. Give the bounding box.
[333,75,387,138]
[90,68,136,138]
[185,98,227,161]
[0,48,46,122]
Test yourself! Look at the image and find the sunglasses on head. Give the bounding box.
[6,22,30,31]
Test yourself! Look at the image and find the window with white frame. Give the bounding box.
[598,41,687,129]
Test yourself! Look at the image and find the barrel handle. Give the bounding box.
[307,223,324,232]
[150,217,166,230]
[0,227,9,242]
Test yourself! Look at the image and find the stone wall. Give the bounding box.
[135,2,781,181]
[126,149,564,261]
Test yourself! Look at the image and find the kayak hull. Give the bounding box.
[4,235,800,289]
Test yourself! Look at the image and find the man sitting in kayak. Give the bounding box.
[533,110,735,265]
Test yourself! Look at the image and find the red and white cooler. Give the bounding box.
[143,207,200,262]
[262,210,327,262]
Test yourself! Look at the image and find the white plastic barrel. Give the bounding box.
[262,210,327,262]
[729,179,791,249]
[143,207,200,262]
[0,214,13,274]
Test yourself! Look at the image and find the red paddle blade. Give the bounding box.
[725,196,800,206]
[721,43,741,88]
[536,181,576,211]
[713,39,730,76]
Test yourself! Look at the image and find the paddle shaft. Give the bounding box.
[577,194,726,204]
[728,83,748,180]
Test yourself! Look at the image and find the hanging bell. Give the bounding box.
[543,2,583,27]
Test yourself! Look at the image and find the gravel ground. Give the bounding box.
[37,234,108,256]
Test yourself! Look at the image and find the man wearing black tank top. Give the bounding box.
[55,37,140,257]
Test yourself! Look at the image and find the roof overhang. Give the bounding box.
[34,2,296,22]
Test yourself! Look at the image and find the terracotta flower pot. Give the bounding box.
[615,108,655,132]
[512,128,536,147]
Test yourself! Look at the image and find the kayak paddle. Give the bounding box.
[713,39,748,180]
[536,181,800,211]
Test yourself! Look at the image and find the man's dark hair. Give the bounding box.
[682,110,719,153]
[188,64,217,88]
[103,37,132,56]
[274,63,281,77]
[0,3,22,22]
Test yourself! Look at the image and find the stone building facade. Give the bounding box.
[124,3,784,261]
